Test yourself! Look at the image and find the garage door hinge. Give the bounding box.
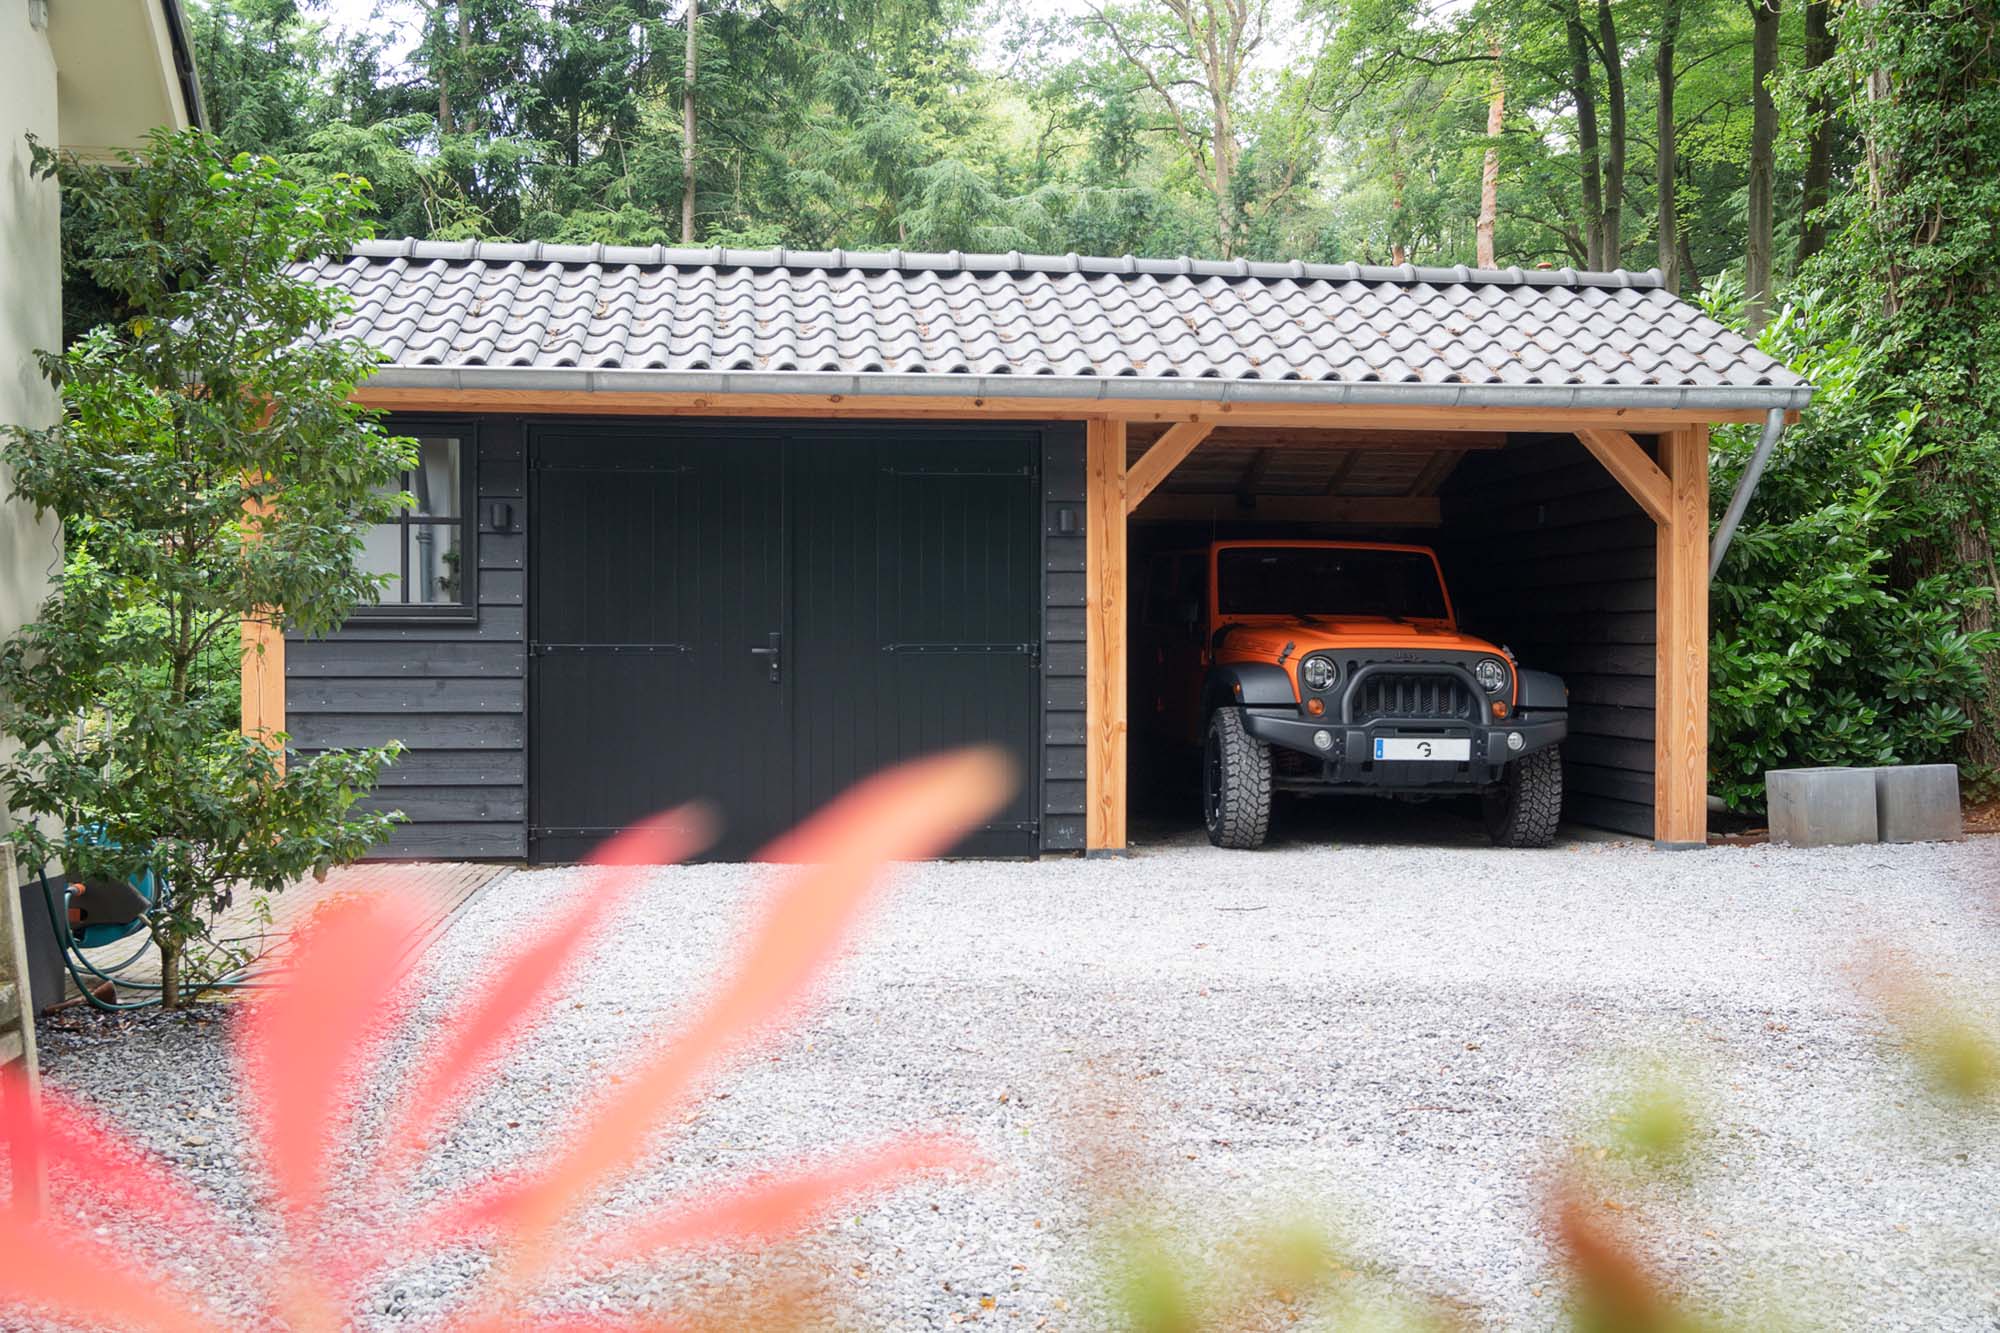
[530,642,693,655]
[880,466,1035,478]
[881,642,1040,657]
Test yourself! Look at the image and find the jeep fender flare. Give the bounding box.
[1516,668,1569,712]
[1203,663,1297,714]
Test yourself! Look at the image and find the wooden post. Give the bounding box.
[240,489,286,767]
[1085,418,1128,852]
[241,613,286,765]
[1654,425,1710,846]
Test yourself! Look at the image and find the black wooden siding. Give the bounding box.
[1041,424,1088,851]
[1439,434,1658,837]
[288,416,1087,859]
[287,418,530,858]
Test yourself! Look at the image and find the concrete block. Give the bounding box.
[1873,764,1963,843]
[1766,767,1879,847]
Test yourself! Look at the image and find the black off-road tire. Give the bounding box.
[1204,708,1273,849]
[1484,744,1563,847]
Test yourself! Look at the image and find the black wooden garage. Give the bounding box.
[526,421,1050,860]
[262,242,1808,858]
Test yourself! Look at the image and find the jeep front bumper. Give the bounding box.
[1233,659,1566,792]
[1240,708,1566,787]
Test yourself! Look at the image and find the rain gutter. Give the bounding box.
[360,365,1814,415]
[1708,407,1789,577]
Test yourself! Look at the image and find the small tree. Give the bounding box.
[0,129,410,1006]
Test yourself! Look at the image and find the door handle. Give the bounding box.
[748,631,781,683]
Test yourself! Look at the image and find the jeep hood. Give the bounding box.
[1220,619,1505,658]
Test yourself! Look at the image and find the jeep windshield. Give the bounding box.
[1215,547,1450,621]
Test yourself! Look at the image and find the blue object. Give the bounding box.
[65,824,163,949]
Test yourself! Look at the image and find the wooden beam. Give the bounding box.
[1086,419,1129,852]
[1575,427,1673,525]
[1123,420,1213,514]
[1322,452,1361,495]
[352,387,1774,430]
[1133,494,1443,525]
[1407,449,1467,497]
[1654,425,1710,847]
[1201,428,1508,451]
[1236,447,1276,505]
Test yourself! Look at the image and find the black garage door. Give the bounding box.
[528,422,1042,861]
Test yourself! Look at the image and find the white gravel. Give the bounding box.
[31,809,2000,1330]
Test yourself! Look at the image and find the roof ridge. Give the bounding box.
[343,238,1664,291]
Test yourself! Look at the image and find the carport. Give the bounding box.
[1119,424,1700,839]
[247,244,1809,857]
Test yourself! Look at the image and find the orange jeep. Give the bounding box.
[1134,540,1568,849]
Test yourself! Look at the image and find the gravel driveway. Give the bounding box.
[34,810,2000,1330]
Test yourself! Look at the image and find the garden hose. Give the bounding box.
[34,862,273,1012]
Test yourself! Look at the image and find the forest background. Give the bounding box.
[155,0,2000,804]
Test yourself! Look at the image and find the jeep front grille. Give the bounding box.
[1351,673,1476,722]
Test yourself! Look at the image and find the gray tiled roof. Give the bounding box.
[300,241,1810,410]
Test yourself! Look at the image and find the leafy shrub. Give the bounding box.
[0,130,413,1004]
[1703,279,1999,811]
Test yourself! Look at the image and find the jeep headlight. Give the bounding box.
[1474,657,1509,694]
[1300,654,1338,692]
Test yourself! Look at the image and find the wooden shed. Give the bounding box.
[247,243,1809,858]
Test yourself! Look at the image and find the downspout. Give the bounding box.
[1708,407,1787,577]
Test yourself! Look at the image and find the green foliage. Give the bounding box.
[0,129,411,1003]
[1706,283,1998,809]
[1709,0,2000,805]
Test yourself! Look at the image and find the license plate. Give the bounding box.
[1374,737,1470,762]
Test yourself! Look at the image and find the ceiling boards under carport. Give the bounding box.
[1123,425,1508,526]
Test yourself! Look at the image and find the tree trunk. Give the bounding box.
[1678,213,1700,290]
[1213,93,1236,258]
[1597,0,1626,265]
[1745,0,1781,331]
[1656,0,1683,289]
[1796,0,1837,265]
[1389,123,1408,264]
[1478,41,1503,268]
[1564,8,1605,269]
[159,936,180,1011]
[433,1,456,134]
[681,0,698,245]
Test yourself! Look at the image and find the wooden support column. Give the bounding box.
[1086,418,1129,852]
[241,613,286,763]
[240,489,286,767]
[1654,425,1710,847]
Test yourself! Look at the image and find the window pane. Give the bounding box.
[358,522,404,602]
[407,521,464,605]
[410,436,463,519]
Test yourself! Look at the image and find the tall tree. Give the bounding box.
[1559,0,1607,267]
[1838,0,2000,770]
[1795,0,1837,265]
[1594,0,1626,263]
[1084,0,1273,256]
[1655,0,1684,288]
[1745,0,1781,329]
[1478,39,1504,268]
[681,0,697,242]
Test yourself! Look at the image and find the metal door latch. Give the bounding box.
[749,631,782,682]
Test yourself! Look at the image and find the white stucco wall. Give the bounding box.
[0,6,63,842]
